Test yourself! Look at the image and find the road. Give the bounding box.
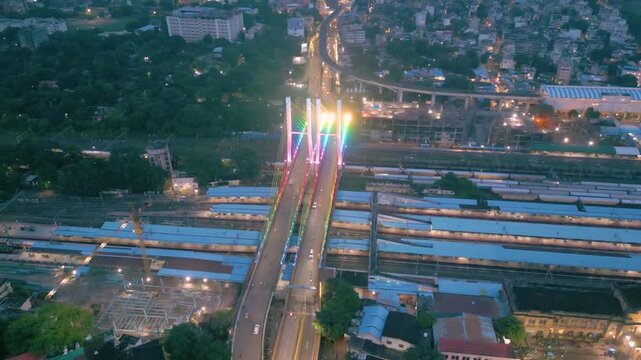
[272,139,338,360]
[232,145,310,360]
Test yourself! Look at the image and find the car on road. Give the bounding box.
[253,324,260,335]
[312,202,318,209]
[309,249,314,259]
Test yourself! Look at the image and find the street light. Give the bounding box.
[563,137,569,143]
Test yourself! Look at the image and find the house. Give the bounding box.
[433,313,497,343]
[356,305,421,351]
[381,311,422,351]
[438,339,518,360]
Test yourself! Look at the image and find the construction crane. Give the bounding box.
[45,201,153,300]
[130,204,152,281]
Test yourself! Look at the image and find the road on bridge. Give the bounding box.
[272,138,338,360]
[231,145,310,360]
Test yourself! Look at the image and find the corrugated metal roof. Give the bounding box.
[429,216,641,244]
[542,85,641,100]
[333,209,371,224]
[327,238,369,251]
[378,238,641,272]
[206,186,276,198]
[336,191,371,203]
[357,305,389,341]
[55,222,261,247]
[210,204,269,216]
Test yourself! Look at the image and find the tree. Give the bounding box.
[568,109,579,119]
[610,74,638,87]
[533,102,556,129]
[493,316,526,346]
[403,342,443,360]
[431,173,484,199]
[584,107,601,119]
[4,303,94,356]
[164,310,232,360]
[314,279,360,342]
[417,311,436,330]
[443,75,472,91]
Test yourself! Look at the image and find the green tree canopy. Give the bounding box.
[314,279,360,342]
[493,315,526,346]
[164,310,231,360]
[4,303,94,356]
[431,173,484,199]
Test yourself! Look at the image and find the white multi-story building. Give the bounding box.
[166,7,244,42]
[287,17,305,37]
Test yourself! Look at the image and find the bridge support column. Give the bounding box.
[358,82,364,93]
[525,102,531,114]
[285,96,292,163]
[397,90,404,103]
[315,98,322,164]
[464,96,470,110]
[378,86,383,94]
[306,98,314,163]
[336,99,343,166]
[431,93,437,107]
[497,99,503,111]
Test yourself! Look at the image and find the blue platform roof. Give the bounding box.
[210,204,269,216]
[378,238,641,272]
[357,305,389,341]
[378,214,431,231]
[332,209,371,224]
[429,216,641,244]
[54,222,261,247]
[207,186,276,198]
[327,238,369,251]
[27,240,97,255]
[336,191,371,204]
[542,85,641,100]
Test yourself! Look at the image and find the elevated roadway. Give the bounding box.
[319,7,542,103]
[272,139,339,360]
[232,145,311,360]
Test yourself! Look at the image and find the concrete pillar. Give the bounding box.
[432,93,437,107]
[525,102,531,114]
[336,100,343,166]
[285,97,292,163]
[306,98,313,163]
[497,99,503,111]
[378,86,383,94]
[397,90,404,103]
[464,96,470,110]
[315,98,322,164]
[359,82,364,93]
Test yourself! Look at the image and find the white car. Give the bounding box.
[312,202,318,209]
[253,324,260,335]
[309,249,314,259]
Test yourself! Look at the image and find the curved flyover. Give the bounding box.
[319,7,542,102]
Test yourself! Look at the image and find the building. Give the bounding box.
[287,17,304,37]
[145,143,173,175]
[166,7,244,42]
[0,17,67,34]
[542,85,641,115]
[0,279,13,301]
[356,305,421,351]
[438,339,518,360]
[433,313,498,343]
[17,27,49,49]
[340,23,366,46]
[245,23,264,40]
[0,0,27,14]
[555,57,573,85]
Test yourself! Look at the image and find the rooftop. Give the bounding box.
[433,293,501,318]
[512,285,623,316]
[170,7,239,19]
[377,238,641,273]
[357,305,389,341]
[433,313,497,343]
[618,284,641,309]
[438,339,515,359]
[542,85,641,100]
[382,311,421,345]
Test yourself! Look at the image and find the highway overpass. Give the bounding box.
[319,7,542,105]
